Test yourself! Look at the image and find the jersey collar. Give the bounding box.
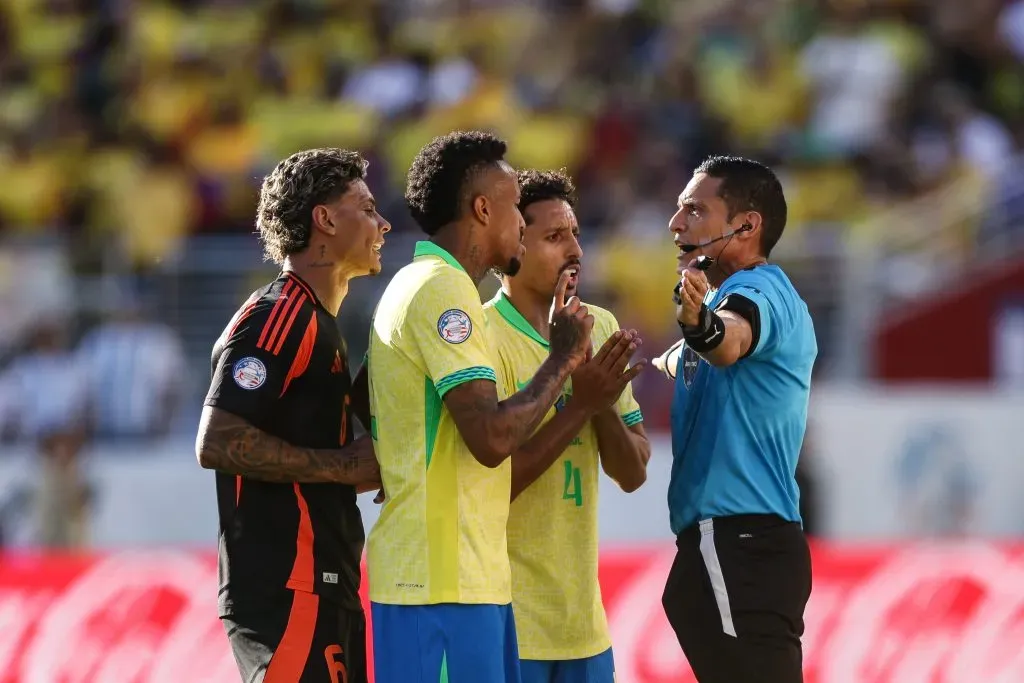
[414,241,467,273]
[489,291,549,349]
[282,271,326,312]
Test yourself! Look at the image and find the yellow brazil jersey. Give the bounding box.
[484,291,643,660]
[366,241,512,606]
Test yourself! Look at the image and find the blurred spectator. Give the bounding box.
[0,319,90,548]
[798,2,915,158]
[75,286,187,441]
[0,0,1018,441]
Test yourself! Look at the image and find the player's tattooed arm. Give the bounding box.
[195,407,380,488]
[444,270,594,468]
[595,417,650,493]
[511,330,646,499]
[350,362,371,431]
[510,402,592,500]
[443,357,574,469]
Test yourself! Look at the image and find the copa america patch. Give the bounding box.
[437,309,472,344]
[232,357,267,390]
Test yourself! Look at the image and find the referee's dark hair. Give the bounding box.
[696,155,788,257]
[256,148,369,264]
[405,130,509,236]
[517,168,577,222]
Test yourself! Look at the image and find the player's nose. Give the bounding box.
[378,215,392,233]
[568,235,583,260]
[668,208,686,234]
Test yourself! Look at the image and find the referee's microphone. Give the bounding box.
[674,224,753,297]
[678,223,753,254]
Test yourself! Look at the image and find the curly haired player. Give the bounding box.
[196,148,389,683]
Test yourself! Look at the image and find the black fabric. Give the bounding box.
[205,272,364,615]
[662,514,812,683]
[222,591,368,683]
[716,293,761,359]
[681,305,726,353]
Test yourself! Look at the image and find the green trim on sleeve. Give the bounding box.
[434,366,497,398]
[621,409,644,427]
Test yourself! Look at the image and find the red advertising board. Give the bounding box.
[1,543,1023,682]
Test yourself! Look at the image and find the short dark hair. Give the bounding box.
[517,168,577,223]
[256,148,368,263]
[695,155,788,257]
[405,130,509,235]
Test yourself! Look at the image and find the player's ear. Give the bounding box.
[738,211,761,239]
[471,193,490,225]
[311,205,336,235]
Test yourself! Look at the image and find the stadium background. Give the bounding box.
[1,0,1023,680]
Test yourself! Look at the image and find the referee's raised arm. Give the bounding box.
[660,155,818,683]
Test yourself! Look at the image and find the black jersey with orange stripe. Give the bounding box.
[204,271,363,616]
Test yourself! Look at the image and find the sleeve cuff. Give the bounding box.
[621,409,644,427]
[435,366,497,398]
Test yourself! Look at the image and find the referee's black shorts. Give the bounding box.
[662,513,812,683]
[222,590,367,683]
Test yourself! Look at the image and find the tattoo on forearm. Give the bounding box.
[550,319,584,358]
[444,387,514,440]
[202,413,367,484]
[445,361,570,457]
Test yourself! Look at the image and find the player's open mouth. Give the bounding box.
[564,265,580,288]
[372,242,384,254]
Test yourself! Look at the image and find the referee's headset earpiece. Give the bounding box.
[707,222,754,281]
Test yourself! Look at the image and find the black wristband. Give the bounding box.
[680,304,726,353]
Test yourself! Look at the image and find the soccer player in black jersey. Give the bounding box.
[195,148,389,683]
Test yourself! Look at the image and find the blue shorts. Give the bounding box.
[371,602,521,683]
[519,648,615,683]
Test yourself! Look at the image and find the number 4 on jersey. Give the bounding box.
[562,460,583,507]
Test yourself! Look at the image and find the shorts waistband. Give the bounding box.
[679,513,794,542]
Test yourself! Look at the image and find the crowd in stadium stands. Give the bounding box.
[0,0,1022,443]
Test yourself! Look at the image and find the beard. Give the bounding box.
[494,256,522,278]
[504,256,522,277]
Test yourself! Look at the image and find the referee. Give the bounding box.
[661,156,817,683]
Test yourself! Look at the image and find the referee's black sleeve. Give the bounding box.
[716,293,761,359]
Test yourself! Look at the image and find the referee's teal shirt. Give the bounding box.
[668,265,817,535]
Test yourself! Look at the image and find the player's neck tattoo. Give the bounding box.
[309,244,334,268]
[464,244,490,284]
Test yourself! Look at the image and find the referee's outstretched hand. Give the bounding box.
[549,269,594,370]
[677,260,711,328]
[570,329,646,414]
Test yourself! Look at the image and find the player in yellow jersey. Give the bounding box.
[366,132,594,683]
[486,169,652,683]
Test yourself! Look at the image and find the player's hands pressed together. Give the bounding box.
[549,269,594,370]
[570,330,646,415]
[676,260,711,327]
